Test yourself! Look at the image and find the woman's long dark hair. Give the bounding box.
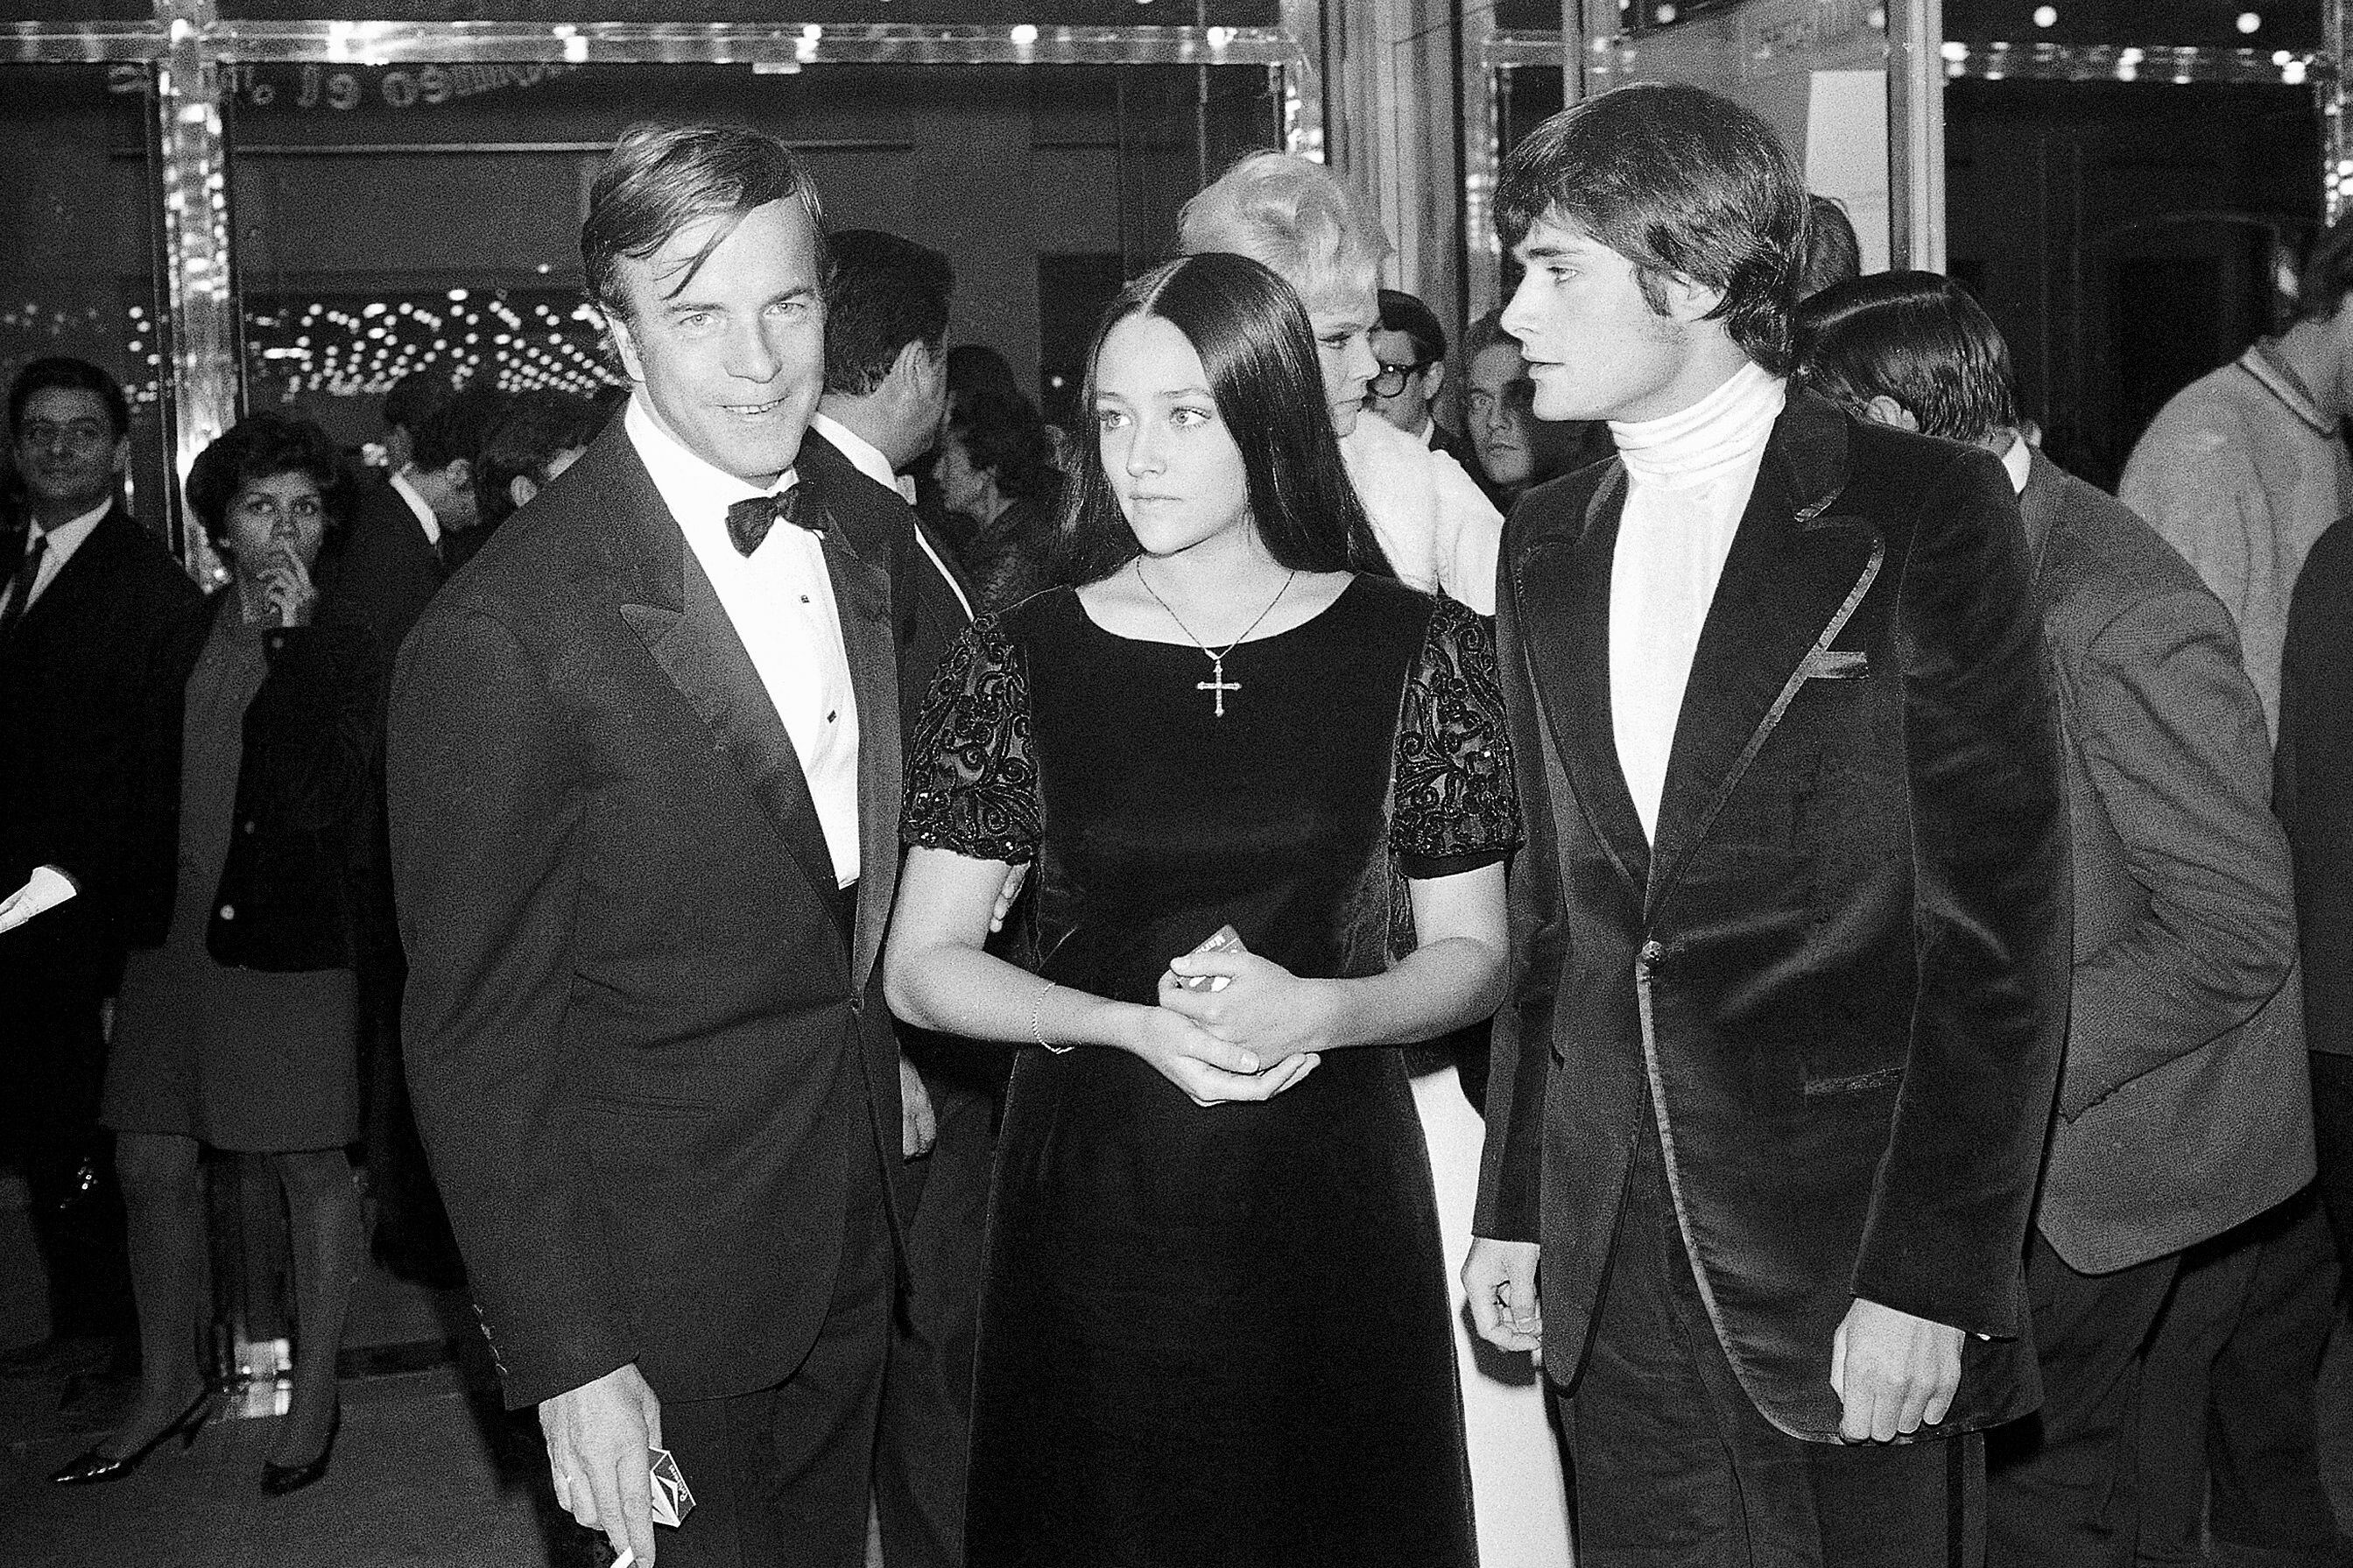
[1055,252,1392,587]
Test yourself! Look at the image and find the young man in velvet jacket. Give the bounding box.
[1465,85,2070,1566]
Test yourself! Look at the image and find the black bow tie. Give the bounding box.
[724,487,821,556]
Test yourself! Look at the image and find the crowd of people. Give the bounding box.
[4,77,2353,1568]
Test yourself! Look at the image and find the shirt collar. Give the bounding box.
[1998,430,2033,496]
[2244,341,2339,439]
[387,468,443,547]
[810,412,905,498]
[32,496,111,549]
[623,393,796,534]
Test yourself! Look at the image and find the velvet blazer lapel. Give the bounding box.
[1516,464,1652,896]
[1647,396,1879,916]
[604,432,848,932]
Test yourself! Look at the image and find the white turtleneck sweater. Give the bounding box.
[1608,362,1787,840]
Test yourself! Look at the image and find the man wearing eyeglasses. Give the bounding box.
[0,355,201,1361]
[1369,289,1479,472]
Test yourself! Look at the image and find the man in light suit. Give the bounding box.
[1466,87,2069,1566]
[392,124,957,1568]
[1796,271,2313,1567]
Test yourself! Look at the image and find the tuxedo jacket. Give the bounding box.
[324,479,446,666]
[0,504,202,955]
[391,418,959,1410]
[2021,450,2310,1274]
[1476,390,2070,1441]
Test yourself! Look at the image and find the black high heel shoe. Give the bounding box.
[260,1403,339,1496]
[49,1389,211,1486]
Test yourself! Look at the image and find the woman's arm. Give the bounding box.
[1158,861,1506,1060]
[884,845,1318,1105]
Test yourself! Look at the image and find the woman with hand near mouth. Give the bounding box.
[57,412,381,1497]
[884,251,1516,1567]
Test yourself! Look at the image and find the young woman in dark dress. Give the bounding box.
[53,413,380,1494]
[884,251,1518,1568]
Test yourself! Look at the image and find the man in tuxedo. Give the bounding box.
[0,357,201,1349]
[392,125,957,1568]
[1797,271,2313,1567]
[1465,86,2069,1566]
[800,226,988,1568]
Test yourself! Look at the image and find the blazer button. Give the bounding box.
[218,904,236,921]
[1638,939,1664,967]
[242,819,257,834]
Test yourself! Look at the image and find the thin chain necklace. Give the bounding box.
[1132,558,1297,719]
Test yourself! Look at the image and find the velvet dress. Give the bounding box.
[902,575,1517,1568]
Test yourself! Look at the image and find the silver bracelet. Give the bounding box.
[1031,978,1071,1054]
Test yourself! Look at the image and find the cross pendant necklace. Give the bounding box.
[1198,659,1241,718]
[1133,559,1297,719]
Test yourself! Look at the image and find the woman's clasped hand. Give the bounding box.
[1152,931,1336,1105]
[1141,932,1323,1106]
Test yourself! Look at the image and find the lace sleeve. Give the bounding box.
[1391,595,1520,878]
[902,615,1040,865]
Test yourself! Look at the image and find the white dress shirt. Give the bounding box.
[1341,414,1504,615]
[809,411,974,622]
[3,497,110,620]
[1608,362,1787,841]
[389,468,443,548]
[624,396,863,886]
[1999,429,2033,496]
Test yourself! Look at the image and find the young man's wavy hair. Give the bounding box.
[1795,271,2022,447]
[1496,83,1807,374]
[1055,253,1392,587]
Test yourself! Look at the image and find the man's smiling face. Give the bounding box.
[607,197,827,483]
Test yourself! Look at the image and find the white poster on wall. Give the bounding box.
[1807,68,1894,273]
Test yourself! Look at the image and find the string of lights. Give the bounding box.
[1939,39,2328,82]
[243,287,619,400]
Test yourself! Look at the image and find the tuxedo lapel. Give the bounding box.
[602,434,843,913]
[1516,465,1652,895]
[1646,403,1879,915]
[795,468,902,995]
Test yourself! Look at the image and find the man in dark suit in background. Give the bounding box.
[393,125,956,1568]
[1467,87,2069,1566]
[1797,272,2314,1568]
[1367,287,1472,467]
[337,376,510,1291]
[327,380,505,663]
[802,226,990,1568]
[0,357,201,1353]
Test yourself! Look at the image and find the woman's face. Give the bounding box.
[1300,284,1380,440]
[1093,313,1250,559]
[931,430,990,517]
[223,469,328,572]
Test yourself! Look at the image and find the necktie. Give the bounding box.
[0,531,48,640]
[724,486,821,557]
